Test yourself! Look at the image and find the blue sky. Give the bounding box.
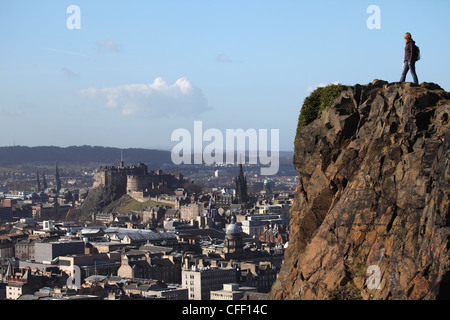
[0,0,449,152]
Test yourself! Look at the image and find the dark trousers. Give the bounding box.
[400,60,418,84]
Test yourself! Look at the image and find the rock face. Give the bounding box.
[270,80,450,300]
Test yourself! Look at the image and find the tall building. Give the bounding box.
[36,171,41,192]
[55,163,61,192]
[42,171,48,190]
[182,267,237,300]
[235,163,248,204]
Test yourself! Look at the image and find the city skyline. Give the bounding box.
[1,0,449,152]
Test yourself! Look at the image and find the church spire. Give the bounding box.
[42,171,48,190]
[36,171,41,192]
[120,150,124,168]
[235,162,248,204]
[5,261,12,277]
[55,162,61,192]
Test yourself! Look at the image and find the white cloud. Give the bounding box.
[307,80,340,93]
[96,40,120,52]
[79,77,211,118]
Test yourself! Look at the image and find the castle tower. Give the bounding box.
[55,163,61,192]
[235,163,248,204]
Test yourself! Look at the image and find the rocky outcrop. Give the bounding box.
[270,80,450,300]
[79,184,122,219]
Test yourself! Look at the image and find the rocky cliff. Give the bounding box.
[270,80,450,300]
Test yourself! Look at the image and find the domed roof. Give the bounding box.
[226,223,241,235]
[226,215,241,235]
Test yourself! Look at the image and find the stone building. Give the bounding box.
[210,283,257,300]
[0,238,14,258]
[4,263,46,300]
[258,223,288,245]
[92,212,115,225]
[179,202,204,221]
[58,253,121,282]
[238,262,278,293]
[223,215,244,259]
[93,161,184,200]
[92,162,138,193]
[182,267,237,300]
[31,203,71,220]
[142,206,166,226]
[14,239,36,261]
[117,250,181,284]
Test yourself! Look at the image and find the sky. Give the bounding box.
[0,0,449,153]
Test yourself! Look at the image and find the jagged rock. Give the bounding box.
[270,81,450,300]
[79,185,122,218]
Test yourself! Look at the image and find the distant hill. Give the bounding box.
[0,145,172,167]
[0,145,294,169]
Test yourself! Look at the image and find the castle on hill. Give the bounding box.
[93,160,184,201]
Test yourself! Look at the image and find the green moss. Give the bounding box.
[295,83,348,143]
[353,261,368,278]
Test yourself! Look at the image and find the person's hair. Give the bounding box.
[404,32,412,40]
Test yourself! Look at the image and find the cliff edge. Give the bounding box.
[270,80,450,300]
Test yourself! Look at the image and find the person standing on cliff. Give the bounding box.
[400,32,419,84]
